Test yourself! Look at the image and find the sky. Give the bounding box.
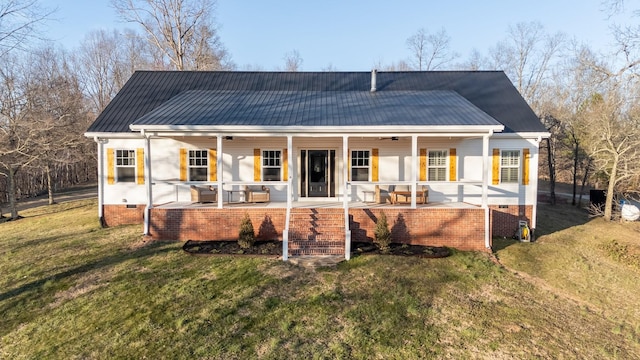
[41,0,634,71]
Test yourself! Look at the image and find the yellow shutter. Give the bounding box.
[419,148,426,181]
[282,148,288,180]
[371,148,379,182]
[522,148,530,185]
[449,148,456,182]
[254,149,261,181]
[106,148,115,185]
[209,149,217,182]
[179,148,187,181]
[492,148,500,185]
[136,148,145,185]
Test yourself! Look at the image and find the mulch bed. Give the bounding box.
[182,240,450,258]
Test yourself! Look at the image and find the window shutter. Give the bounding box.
[106,148,115,185]
[282,148,288,180]
[136,148,145,185]
[492,148,500,185]
[254,148,261,181]
[179,148,187,181]
[209,149,217,182]
[449,148,456,182]
[419,148,426,181]
[522,148,530,185]
[371,148,379,182]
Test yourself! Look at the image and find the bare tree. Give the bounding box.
[283,49,303,72]
[488,22,565,108]
[111,0,231,71]
[0,0,53,56]
[406,27,458,71]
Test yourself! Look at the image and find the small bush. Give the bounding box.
[238,213,255,249]
[374,212,391,252]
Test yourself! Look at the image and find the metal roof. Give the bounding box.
[133,89,502,127]
[86,71,546,134]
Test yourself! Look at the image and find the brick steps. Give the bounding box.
[288,209,345,256]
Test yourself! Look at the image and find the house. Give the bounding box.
[84,70,549,260]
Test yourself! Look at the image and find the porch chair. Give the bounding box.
[190,185,217,203]
[243,185,270,203]
[376,184,428,204]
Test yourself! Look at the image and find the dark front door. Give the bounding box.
[301,150,335,197]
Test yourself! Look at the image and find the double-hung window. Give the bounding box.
[262,150,281,181]
[189,150,208,181]
[351,150,370,181]
[427,150,447,181]
[500,150,520,183]
[115,149,136,183]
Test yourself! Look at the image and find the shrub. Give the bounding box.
[238,213,255,249]
[374,211,391,252]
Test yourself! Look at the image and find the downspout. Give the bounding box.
[93,136,107,226]
[482,131,493,250]
[142,130,153,236]
[531,135,543,240]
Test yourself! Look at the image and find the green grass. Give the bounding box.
[1,199,640,359]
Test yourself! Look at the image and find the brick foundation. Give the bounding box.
[349,208,487,251]
[102,204,534,252]
[103,205,145,227]
[490,205,533,238]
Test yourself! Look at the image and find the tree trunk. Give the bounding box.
[546,138,556,205]
[577,158,591,208]
[46,164,55,205]
[604,158,618,221]
[572,140,579,206]
[8,167,19,220]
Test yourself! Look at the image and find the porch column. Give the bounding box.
[343,135,351,260]
[287,135,293,209]
[482,131,492,249]
[94,137,107,225]
[411,135,418,209]
[217,135,223,209]
[143,134,153,235]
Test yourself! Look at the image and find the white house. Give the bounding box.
[85,70,549,260]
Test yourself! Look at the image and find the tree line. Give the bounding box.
[1,0,639,222]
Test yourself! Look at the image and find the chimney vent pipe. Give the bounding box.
[370,69,377,92]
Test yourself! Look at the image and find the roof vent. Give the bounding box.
[370,69,377,92]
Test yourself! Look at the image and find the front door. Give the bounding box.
[300,150,336,197]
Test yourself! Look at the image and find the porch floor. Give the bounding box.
[154,200,481,209]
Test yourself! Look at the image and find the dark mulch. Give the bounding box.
[183,239,450,258]
[351,242,451,258]
[183,240,283,256]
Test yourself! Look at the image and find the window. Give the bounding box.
[500,150,520,183]
[351,150,370,181]
[262,150,281,181]
[427,150,447,181]
[115,149,136,182]
[189,150,208,181]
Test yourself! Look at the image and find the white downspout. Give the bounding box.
[143,132,153,236]
[482,131,493,250]
[343,135,351,260]
[94,137,107,226]
[531,135,543,239]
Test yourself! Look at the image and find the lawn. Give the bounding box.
[1,199,639,359]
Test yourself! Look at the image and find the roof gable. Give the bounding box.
[87,71,545,133]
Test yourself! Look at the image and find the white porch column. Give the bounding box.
[143,134,153,235]
[217,135,223,209]
[343,135,351,260]
[411,135,418,209]
[482,131,492,249]
[287,135,293,209]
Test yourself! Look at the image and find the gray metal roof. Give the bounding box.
[87,71,546,133]
[133,89,502,127]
